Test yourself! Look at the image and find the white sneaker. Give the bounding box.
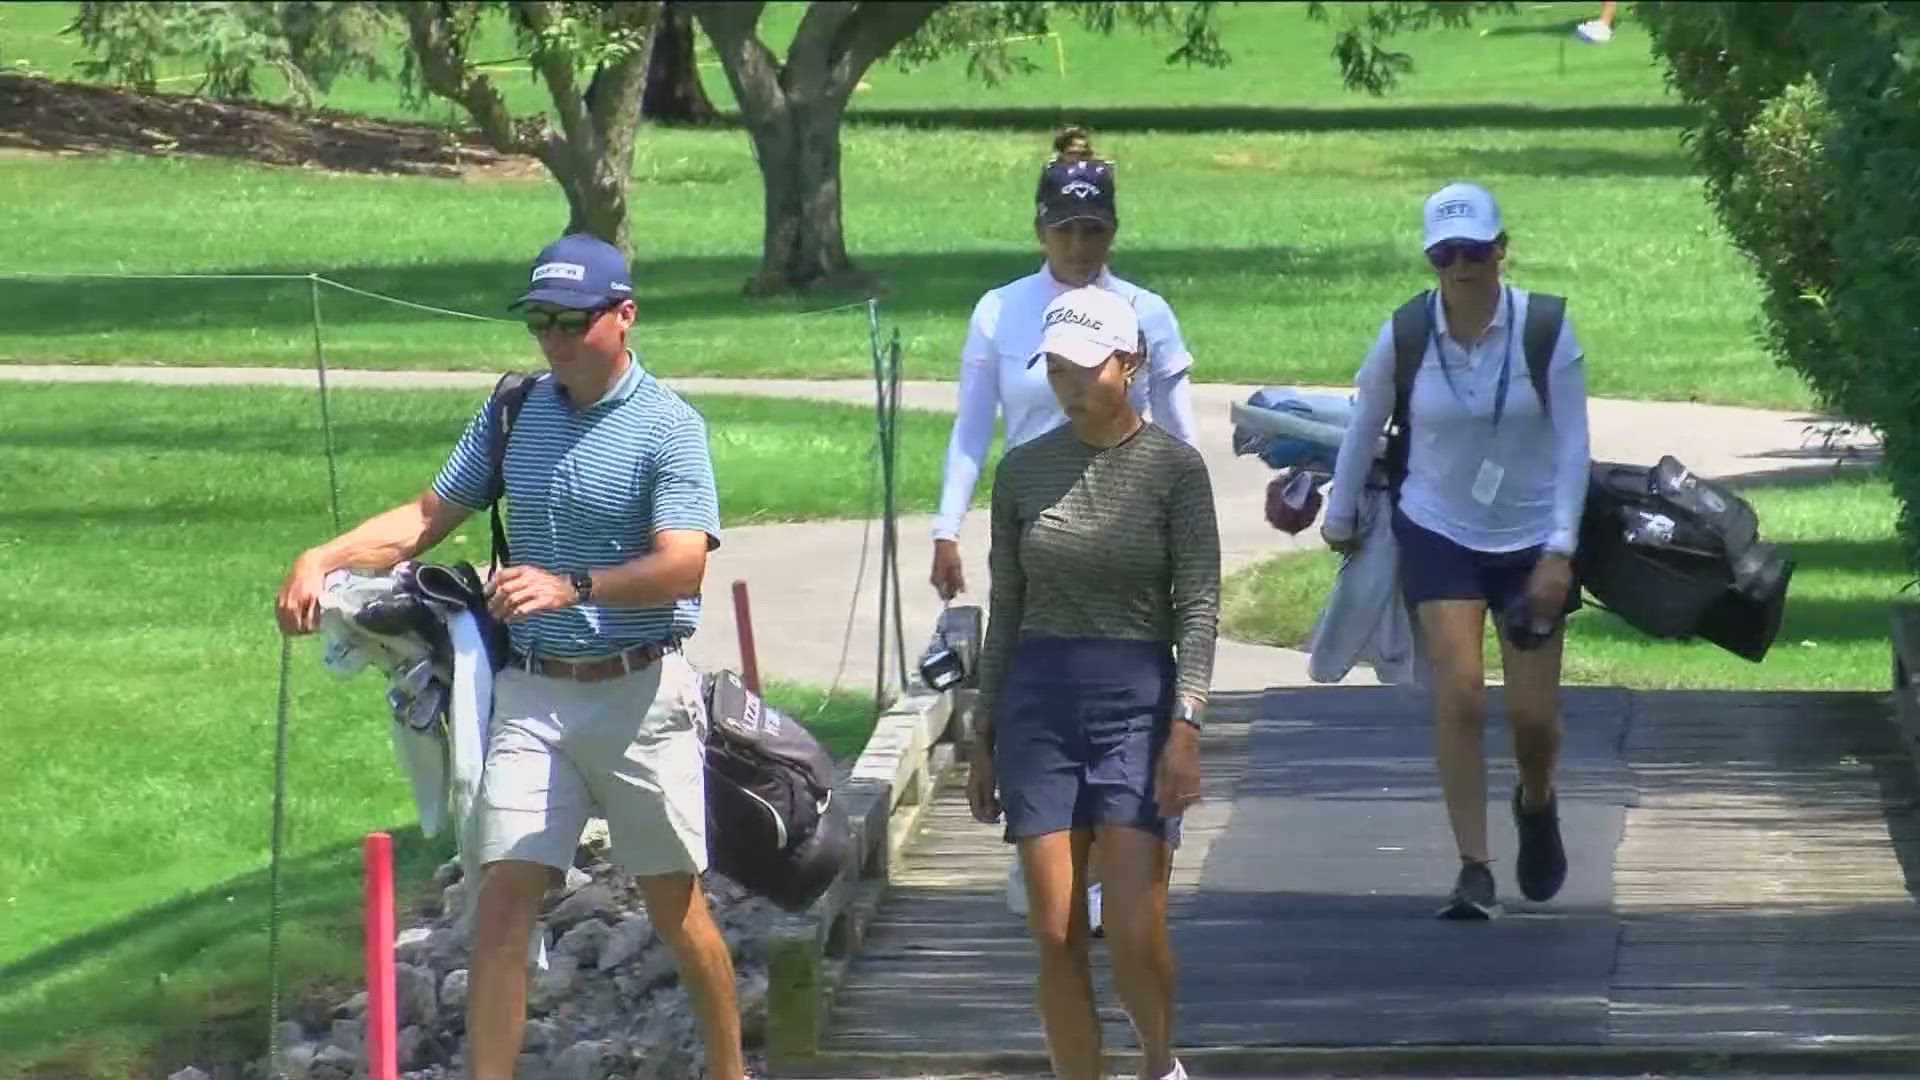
[1575,19,1613,43]
[1156,1060,1188,1080]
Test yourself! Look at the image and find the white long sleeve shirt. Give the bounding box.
[1322,285,1591,556]
[932,264,1199,541]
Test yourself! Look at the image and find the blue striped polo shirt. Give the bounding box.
[433,354,721,658]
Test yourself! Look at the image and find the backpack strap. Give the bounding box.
[485,371,542,572]
[1520,291,1566,422]
[1383,290,1432,501]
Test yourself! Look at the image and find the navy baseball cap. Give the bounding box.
[509,233,633,310]
[1036,158,1117,229]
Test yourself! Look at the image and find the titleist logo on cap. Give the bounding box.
[532,262,587,282]
[1045,307,1103,331]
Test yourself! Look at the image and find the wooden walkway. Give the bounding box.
[807,686,1920,1073]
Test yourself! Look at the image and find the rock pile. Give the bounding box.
[267,824,777,1080]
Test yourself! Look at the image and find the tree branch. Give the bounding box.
[787,1,859,95]
[515,1,596,159]
[585,1,663,144]
[826,0,944,98]
[690,2,786,129]
[401,3,542,157]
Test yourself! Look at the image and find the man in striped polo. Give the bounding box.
[273,234,743,1079]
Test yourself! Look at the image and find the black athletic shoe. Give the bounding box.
[1436,858,1502,920]
[1513,784,1568,902]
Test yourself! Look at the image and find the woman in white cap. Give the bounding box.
[966,283,1216,1080]
[931,145,1201,929]
[1321,181,1592,921]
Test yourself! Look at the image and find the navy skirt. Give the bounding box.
[993,636,1181,845]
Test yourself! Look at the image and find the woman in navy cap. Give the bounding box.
[930,132,1202,932]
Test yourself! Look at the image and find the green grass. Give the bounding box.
[0,2,1812,409]
[0,383,932,1077]
[1222,469,1905,690]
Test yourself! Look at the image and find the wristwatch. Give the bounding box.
[1173,699,1203,730]
[569,570,594,604]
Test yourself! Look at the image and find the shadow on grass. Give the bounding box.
[841,103,1695,135]
[0,826,448,1070]
[1385,144,1694,179]
[0,243,1415,347]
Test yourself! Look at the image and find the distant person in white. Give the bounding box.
[1321,182,1591,921]
[931,136,1200,929]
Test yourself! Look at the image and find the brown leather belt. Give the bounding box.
[509,639,680,683]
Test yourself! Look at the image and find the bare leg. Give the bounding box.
[636,872,744,1080]
[1096,825,1177,1080]
[1499,625,1567,811]
[1021,829,1101,1080]
[466,860,554,1080]
[1418,600,1492,861]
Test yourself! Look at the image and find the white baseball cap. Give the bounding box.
[1422,182,1503,250]
[1028,286,1140,369]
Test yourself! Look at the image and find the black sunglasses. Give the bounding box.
[1426,238,1500,269]
[522,305,615,336]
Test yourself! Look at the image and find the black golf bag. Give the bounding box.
[1576,456,1794,661]
[700,669,853,912]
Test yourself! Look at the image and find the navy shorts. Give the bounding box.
[993,636,1182,846]
[1393,507,1583,616]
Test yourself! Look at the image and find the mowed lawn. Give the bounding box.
[0,383,956,1076]
[1222,468,1906,690]
[0,2,1808,410]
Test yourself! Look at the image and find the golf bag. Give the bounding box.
[701,669,852,912]
[1576,456,1794,661]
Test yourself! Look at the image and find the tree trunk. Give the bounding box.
[744,95,857,295]
[643,3,717,125]
[693,1,943,297]
[556,158,632,254]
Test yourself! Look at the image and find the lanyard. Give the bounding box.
[1428,286,1517,432]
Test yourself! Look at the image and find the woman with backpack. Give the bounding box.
[931,132,1200,930]
[966,283,1216,1080]
[1320,181,1593,921]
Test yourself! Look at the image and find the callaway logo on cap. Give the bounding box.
[1028,285,1140,369]
[509,233,633,310]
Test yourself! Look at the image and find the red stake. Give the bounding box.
[732,579,761,695]
[363,832,398,1080]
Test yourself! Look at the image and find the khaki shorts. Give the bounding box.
[476,651,707,878]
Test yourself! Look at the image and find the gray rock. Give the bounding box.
[554,918,610,965]
[392,962,438,1028]
[553,1039,612,1080]
[440,881,466,918]
[275,1020,309,1051]
[332,992,368,1020]
[547,883,614,929]
[274,1041,318,1080]
[395,1025,444,1071]
[440,968,470,1016]
[545,880,610,930]
[597,913,652,970]
[521,1017,560,1054]
[425,924,469,970]
[562,865,593,894]
[329,1017,364,1055]
[311,1044,359,1080]
[515,1053,551,1080]
[528,954,583,1015]
[432,858,463,888]
[168,1067,212,1080]
[738,968,770,1046]
[394,926,434,967]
